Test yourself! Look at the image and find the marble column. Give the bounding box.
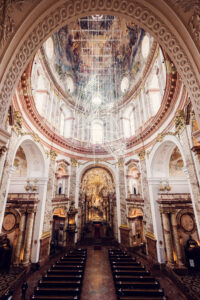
[118,158,127,225]
[162,213,174,265]
[138,150,153,233]
[69,158,77,201]
[170,213,184,266]
[22,210,35,265]
[13,210,26,265]
[43,154,56,233]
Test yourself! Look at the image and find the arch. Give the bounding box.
[0,0,200,133]
[149,135,186,178]
[11,136,47,178]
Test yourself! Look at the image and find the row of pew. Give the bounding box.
[109,248,168,300]
[31,248,87,300]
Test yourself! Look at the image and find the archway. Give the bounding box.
[0,0,199,132]
[79,166,115,242]
[149,138,199,267]
[1,137,47,266]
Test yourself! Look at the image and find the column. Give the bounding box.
[138,150,153,233]
[22,210,35,265]
[118,158,127,225]
[162,213,174,265]
[43,152,56,233]
[171,213,184,266]
[69,158,77,200]
[13,210,26,265]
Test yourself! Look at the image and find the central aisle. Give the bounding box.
[81,246,117,300]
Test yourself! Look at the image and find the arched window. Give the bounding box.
[123,106,135,138]
[60,112,65,136]
[62,107,72,138]
[148,74,161,115]
[91,119,104,144]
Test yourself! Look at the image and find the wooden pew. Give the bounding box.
[42,274,83,281]
[31,295,79,299]
[51,264,84,270]
[34,286,80,296]
[115,280,160,289]
[114,275,156,282]
[116,287,165,297]
[38,279,82,288]
[113,270,151,276]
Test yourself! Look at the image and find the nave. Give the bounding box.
[10,246,187,300]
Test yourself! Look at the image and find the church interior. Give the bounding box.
[0,1,200,299]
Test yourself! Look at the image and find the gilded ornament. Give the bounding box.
[159,180,165,192]
[13,110,23,135]
[50,149,57,161]
[174,109,186,135]
[118,158,124,167]
[71,158,78,167]
[145,231,156,240]
[138,150,145,161]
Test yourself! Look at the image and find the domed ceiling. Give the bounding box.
[42,15,154,115]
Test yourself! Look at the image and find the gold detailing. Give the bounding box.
[118,158,124,167]
[31,133,40,143]
[145,231,156,240]
[165,60,177,74]
[24,178,38,192]
[159,179,171,192]
[120,224,129,229]
[138,150,145,161]
[159,180,165,192]
[41,231,50,239]
[156,133,165,143]
[71,158,78,167]
[50,149,57,161]
[174,109,186,135]
[94,158,101,164]
[13,111,23,135]
[165,180,171,191]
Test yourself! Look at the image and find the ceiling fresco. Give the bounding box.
[43,15,153,115]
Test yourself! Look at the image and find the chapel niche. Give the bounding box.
[128,208,144,248]
[127,163,141,196]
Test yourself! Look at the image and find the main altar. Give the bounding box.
[79,167,115,240]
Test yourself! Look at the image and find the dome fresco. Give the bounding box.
[43,15,154,114]
[31,14,166,156]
